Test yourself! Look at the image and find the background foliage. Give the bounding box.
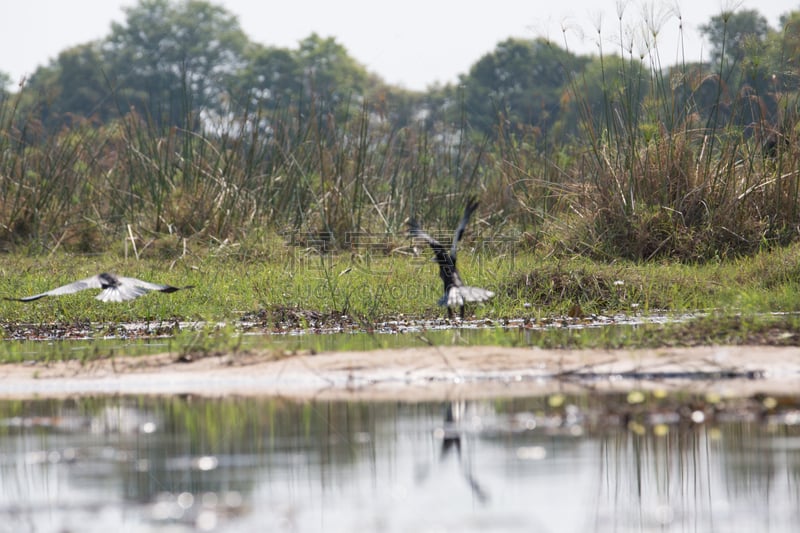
[2,0,799,262]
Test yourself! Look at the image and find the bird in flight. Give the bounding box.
[408,196,494,320]
[5,273,194,303]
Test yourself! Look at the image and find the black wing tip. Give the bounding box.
[4,296,43,302]
[158,285,194,294]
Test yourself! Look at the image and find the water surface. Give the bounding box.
[1,393,798,532]
[2,312,686,362]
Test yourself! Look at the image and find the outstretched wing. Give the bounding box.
[408,219,450,264]
[97,277,193,302]
[6,275,193,303]
[5,275,104,302]
[451,196,480,260]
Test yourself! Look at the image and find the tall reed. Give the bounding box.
[2,12,799,263]
[562,9,800,261]
[0,85,495,253]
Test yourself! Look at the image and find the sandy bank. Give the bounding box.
[1,345,798,400]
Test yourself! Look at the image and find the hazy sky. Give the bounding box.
[1,0,797,91]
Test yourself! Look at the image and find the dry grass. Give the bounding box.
[1,21,800,264]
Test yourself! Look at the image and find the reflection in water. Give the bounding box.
[0,394,799,532]
[414,402,490,505]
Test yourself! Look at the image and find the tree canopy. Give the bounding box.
[700,9,770,67]
[459,37,588,137]
[8,0,800,143]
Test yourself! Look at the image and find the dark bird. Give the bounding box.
[408,196,494,319]
[5,273,194,303]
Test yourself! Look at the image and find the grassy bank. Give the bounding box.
[1,239,800,361]
[2,242,799,322]
[5,239,800,323]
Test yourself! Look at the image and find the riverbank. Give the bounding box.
[2,345,798,400]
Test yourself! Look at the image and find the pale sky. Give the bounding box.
[1,0,797,91]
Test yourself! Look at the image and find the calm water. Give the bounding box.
[1,394,799,532]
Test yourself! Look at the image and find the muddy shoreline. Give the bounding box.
[1,345,798,400]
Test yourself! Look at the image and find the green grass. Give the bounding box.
[3,242,800,323]
[2,239,800,363]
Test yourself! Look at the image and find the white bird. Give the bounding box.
[408,196,494,319]
[5,273,194,303]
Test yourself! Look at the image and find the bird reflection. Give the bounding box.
[416,401,489,504]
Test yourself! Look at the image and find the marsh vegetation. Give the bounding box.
[2,1,800,360]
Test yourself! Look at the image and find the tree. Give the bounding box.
[699,9,783,131]
[234,44,302,109]
[17,43,116,130]
[103,0,249,126]
[560,55,651,143]
[774,10,800,90]
[230,33,375,126]
[0,71,11,94]
[295,33,371,108]
[700,10,770,70]
[459,38,586,138]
